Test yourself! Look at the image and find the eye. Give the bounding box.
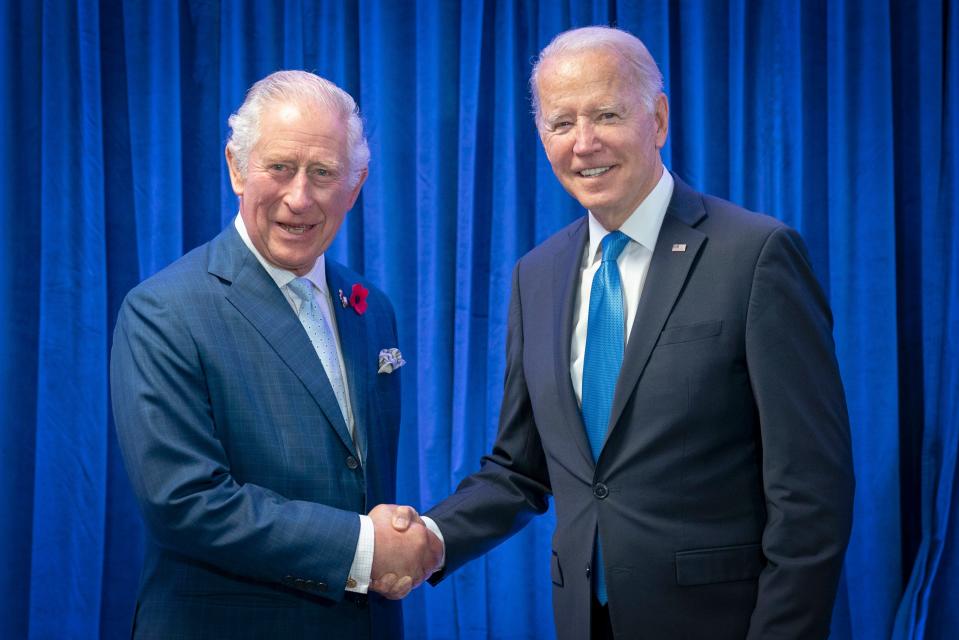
[268,163,290,173]
[599,112,618,121]
[309,166,335,182]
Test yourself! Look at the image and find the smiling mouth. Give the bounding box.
[278,223,317,235]
[579,166,611,177]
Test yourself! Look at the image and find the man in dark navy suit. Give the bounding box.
[111,70,441,639]
[416,26,854,640]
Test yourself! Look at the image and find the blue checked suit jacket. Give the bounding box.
[111,224,403,639]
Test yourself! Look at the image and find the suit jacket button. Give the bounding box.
[593,483,609,499]
[346,456,359,470]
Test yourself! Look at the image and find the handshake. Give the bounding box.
[368,503,444,600]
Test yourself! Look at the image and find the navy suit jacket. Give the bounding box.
[111,224,403,639]
[427,176,854,639]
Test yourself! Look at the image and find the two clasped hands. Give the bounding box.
[368,503,443,600]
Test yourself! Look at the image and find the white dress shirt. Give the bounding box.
[234,215,374,594]
[570,168,674,406]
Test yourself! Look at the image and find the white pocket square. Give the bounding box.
[377,348,406,374]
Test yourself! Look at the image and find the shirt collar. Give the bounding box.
[234,214,328,295]
[587,167,674,262]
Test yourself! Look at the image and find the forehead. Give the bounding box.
[537,49,636,111]
[255,100,349,159]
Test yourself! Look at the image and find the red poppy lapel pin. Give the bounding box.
[348,283,369,315]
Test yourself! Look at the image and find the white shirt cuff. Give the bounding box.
[421,516,446,569]
[347,514,374,593]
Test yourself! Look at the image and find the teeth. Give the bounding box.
[280,223,312,235]
[580,167,611,177]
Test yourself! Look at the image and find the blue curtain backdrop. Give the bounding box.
[1,0,956,638]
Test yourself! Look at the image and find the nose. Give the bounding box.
[572,120,600,155]
[285,170,313,212]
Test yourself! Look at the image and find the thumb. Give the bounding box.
[392,505,417,530]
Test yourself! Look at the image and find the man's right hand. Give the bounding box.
[368,504,443,600]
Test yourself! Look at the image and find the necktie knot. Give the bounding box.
[287,277,315,307]
[601,231,629,264]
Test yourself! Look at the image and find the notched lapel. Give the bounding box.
[604,212,705,445]
[552,219,597,470]
[326,263,371,463]
[211,231,357,455]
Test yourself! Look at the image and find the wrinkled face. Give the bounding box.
[537,49,668,229]
[226,101,366,275]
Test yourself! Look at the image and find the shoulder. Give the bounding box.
[688,191,809,271]
[122,242,215,313]
[529,217,587,259]
[512,216,587,281]
[698,193,787,240]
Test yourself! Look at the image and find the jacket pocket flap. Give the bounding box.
[659,320,723,346]
[675,543,764,586]
[550,551,564,587]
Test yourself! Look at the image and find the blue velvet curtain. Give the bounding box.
[1,1,956,638]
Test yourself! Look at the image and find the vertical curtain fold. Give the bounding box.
[1,2,956,638]
[894,0,959,636]
[449,2,495,634]
[408,0,462,636]
[30,1,108,637]
[825,3,902,639]
[0,2,41,638]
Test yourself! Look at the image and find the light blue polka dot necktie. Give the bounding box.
[581,230,630,605]
[287,277,351,430]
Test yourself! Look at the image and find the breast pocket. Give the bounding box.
[658,320,723,346]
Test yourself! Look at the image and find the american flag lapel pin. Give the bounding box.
[672,243,687,252]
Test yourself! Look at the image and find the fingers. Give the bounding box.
[386,575,413,600]
[368,503,422,531]
[391,505,419,531]
[371,573,413,600]
[369,504,437,599]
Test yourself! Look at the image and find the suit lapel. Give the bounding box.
[552,218,597,469]
[325,262,370,462]
[209,227,357,455]
[604,177,706,444]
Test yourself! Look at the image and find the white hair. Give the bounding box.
[226,70,370,186]
[530,26,664,130]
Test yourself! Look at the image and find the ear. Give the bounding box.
[346,167,369,209]
[654,94,669,149]
[225,146,245,196]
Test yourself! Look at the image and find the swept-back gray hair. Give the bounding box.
[530,26,664,130]
[226,70,370,186]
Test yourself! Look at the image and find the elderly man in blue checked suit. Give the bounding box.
[403,26,854,640]
[111,70,442,639]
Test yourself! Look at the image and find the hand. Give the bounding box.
[368,504,443,599]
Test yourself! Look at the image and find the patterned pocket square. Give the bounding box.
[377,348,406,374]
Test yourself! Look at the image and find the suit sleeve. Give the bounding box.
[427,261,552,579]
[744,227,855,638]
[110,285,360,602]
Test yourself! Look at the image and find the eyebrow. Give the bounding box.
[261,155,343,171]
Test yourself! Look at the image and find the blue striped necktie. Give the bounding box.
[581,230,630,605]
